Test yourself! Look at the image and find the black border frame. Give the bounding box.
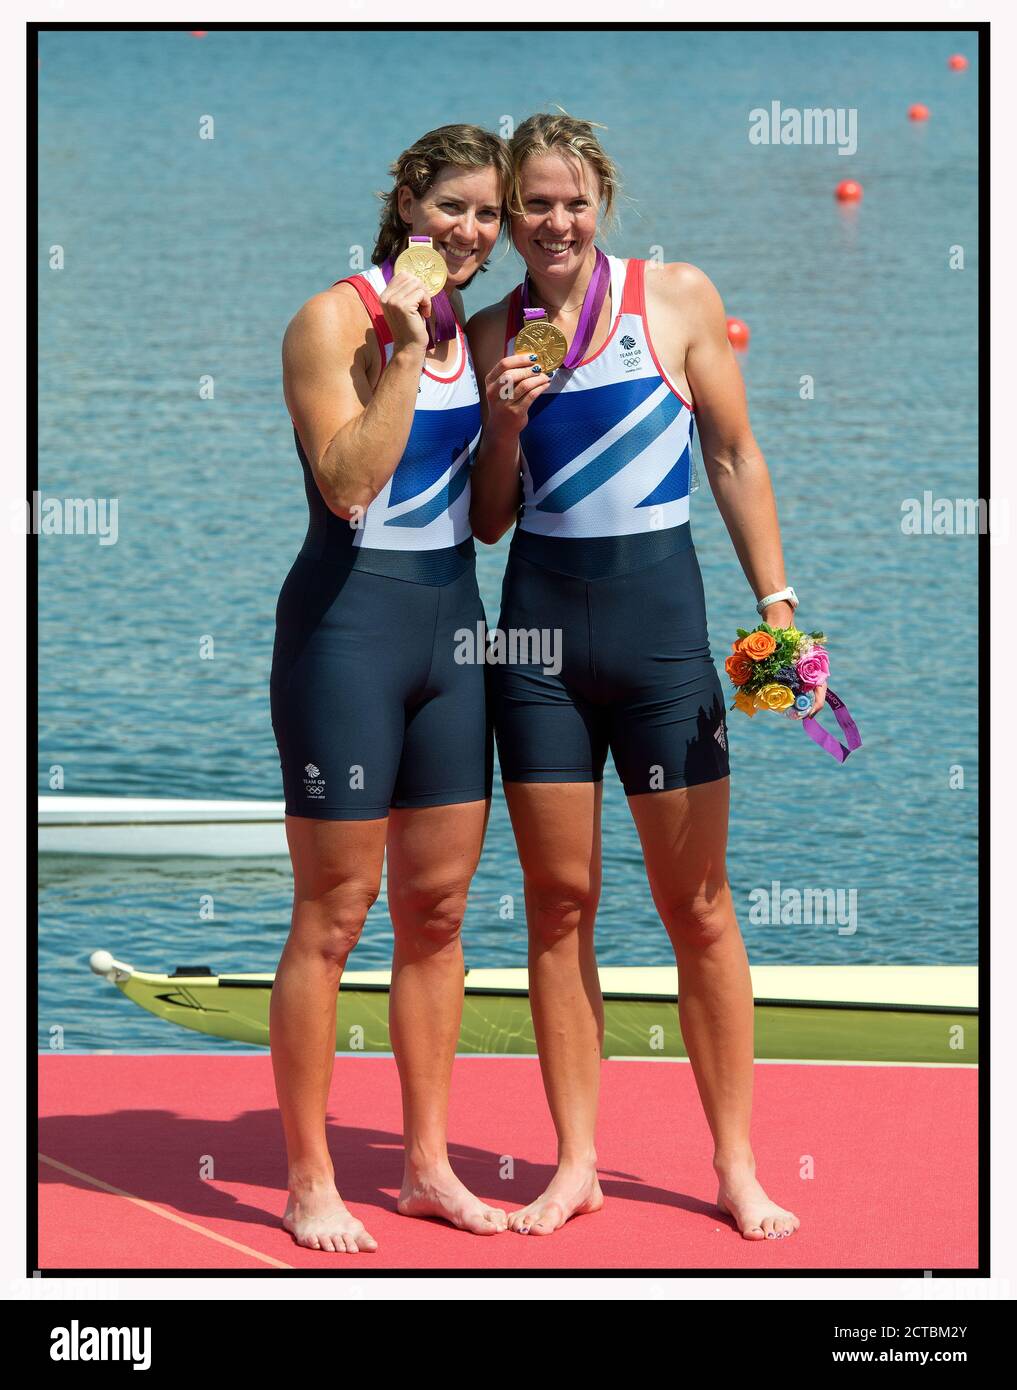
[29,18,990,1284]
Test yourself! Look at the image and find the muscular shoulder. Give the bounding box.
[284,283,370,349]
[282,282,375,373]
[466,293,513,369]
[643,260,725,329]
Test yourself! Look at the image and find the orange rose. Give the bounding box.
[737,630,777,661]
[734,689,757,718]
[725,652,755,686]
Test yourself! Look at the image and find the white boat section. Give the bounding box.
[88,953,977,1010]
[460,965,977,1009]
[746,965,977,1010]
[39,796,288,858]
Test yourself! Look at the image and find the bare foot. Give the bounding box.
[398,1162,508,1235]
[282,1176,378,1253]
[715,1158,800,1241]
[507,1162,604,1236]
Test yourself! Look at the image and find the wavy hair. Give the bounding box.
[372,124,513,268]
[508,110,620,228]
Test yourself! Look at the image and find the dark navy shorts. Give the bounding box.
[490,526,730,796]
[270,550,492,820]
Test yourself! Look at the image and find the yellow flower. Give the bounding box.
[753,682,795,712]
[734,689,757,717]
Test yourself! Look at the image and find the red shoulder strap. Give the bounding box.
[504,285,523,352]
[621,258,645,316]
[334,274,393,355]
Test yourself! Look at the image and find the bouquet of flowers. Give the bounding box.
[725,624,830,721]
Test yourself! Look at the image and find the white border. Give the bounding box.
[7,2,1012,1304]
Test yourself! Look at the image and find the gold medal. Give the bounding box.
[393,236,448,295]
[515,318,568,373]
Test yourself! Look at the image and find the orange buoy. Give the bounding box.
[948,54,968,71]
[726,318,750,351]
[835,179,863,203]
[190,30,208,38]
[908,103,930,122]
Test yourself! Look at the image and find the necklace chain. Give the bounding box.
[528,287,587,315]
[526,271,595,317]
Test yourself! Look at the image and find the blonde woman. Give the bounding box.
[469,113,819,1241]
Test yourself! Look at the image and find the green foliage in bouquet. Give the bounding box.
[732,624,827,690]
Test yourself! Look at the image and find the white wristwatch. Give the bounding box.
[756,586,799,615]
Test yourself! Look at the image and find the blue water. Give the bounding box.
[37,28,980,1050]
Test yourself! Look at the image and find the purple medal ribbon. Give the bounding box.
[520,247,611,368]
[381,235,458,347]
[801,688,862,763]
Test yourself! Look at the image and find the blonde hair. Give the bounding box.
[508,111,620,228]
[372,124,513,267]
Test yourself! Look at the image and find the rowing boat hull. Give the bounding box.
[39,797,288,857]
[99,963,978,1064]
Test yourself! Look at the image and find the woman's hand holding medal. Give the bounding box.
[380,237,450,353]
[484,351,554,435]
[484,252,607,435]
[379,271,434,353]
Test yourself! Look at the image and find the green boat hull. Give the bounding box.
[105,964,978,1065]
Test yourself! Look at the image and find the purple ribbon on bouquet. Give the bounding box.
[802,689,861,763]
[381,235,458,347]
[520,246,611,368]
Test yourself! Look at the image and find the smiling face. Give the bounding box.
[397,165,503,287]
[512,152,601,281]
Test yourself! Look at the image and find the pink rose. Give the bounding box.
[796,643,830,689]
